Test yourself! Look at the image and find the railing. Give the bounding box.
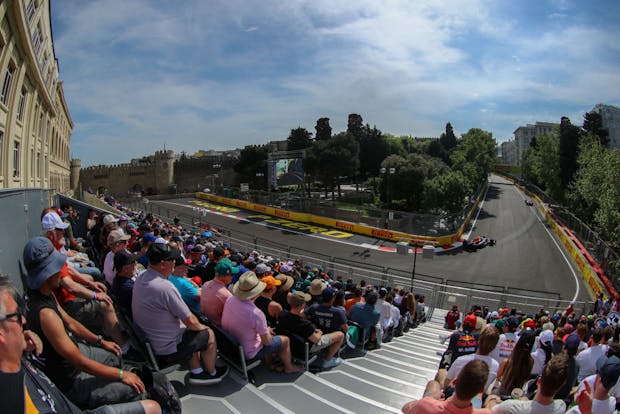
[118,197,589,316]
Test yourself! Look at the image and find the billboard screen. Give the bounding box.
[272,158,304,187]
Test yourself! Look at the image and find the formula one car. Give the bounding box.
[462,236,496,252]
[525,199,534,206]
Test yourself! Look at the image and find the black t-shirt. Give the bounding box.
[27,290,79,392]
[0,360,82,414]
[254,296,277,327]
[277,310,315,342]
[112,276,135,319]
[446,330,479,365]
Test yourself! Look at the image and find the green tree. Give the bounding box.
[287,127,313,150]
[582,111,609,147]
[233,145,269,188]
[439,122,458,152]
[359,124,389,178]
[569,137,620,247]
[520,132,563,200]
[314,117,332,141]
[423,170,472,222]
[347,113,364,140]
[558,116,581,193]
[450,128,497,188]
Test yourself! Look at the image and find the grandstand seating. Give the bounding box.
[167,308,448,413]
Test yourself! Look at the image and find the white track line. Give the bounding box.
[464,180,490,240]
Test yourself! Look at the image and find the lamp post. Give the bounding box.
[410,242,419,293]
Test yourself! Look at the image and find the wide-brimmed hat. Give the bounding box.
[275,274,294,291]
[309,279,326,296]
[232,271,266,300]
[288,291,311,306]
[107,229,131,247]
[23,237,67,289]
[261,275,282,290]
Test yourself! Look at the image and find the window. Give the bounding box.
[36,151,40,177]
[1,64,15,104]
[17,88,26,121]
[41,53,48,74]
[32,25,42,55]
[38,112,43,136]
[13,141,20,177]
[30,148,34,176]
[0,131,3,174]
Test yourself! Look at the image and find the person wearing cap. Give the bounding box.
[22,237,154,409]
[572,353,620,414]
[0,275,162,414]
[277,291,344,369]
[100,215,119,255]
[222,272,304,373]
[200,258,240,326]
[490,315,520,364]
[117,215,129,235]
[111,249,140,319]
[532,329,555,376]
[438,313,480,378]
[254,275,283,328]
[193,245,224,285]
[554,333,581,400]
[132,243,228,385]
[103,229,132,285]
[255,263,272,278]
[445,304,461,330]
[487,352,569,413]
[168,249,201,314]
[576,327,608,381]
[272,273,295,310]
[41,210,123,345]
[345,287,363,315]
[305,287,349,334]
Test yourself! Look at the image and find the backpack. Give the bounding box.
[136,365,182,414]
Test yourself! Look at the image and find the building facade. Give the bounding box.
[0,0,72,191]
[500,140,517,165]
[591,103,620,150]
[513,122,558,164]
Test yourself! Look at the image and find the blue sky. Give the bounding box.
[50,0,620,166]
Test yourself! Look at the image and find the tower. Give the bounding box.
[70,159,81,193]
[153,150,174,193]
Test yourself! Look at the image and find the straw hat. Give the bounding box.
[275,274,294,291]
[309,279,326,296]
[232,271,266,300]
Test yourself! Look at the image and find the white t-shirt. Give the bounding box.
[577,374,620,398]
[446,353,499,391]
[492,399,566,414]
[103,250,115,285]
[575,344,608,381]
[565,396,615,414]
[531,348,550,376]
[491,332,519,363]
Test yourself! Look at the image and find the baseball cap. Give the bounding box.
[596,355,620,390]
[41,211,69,231]
[113,249,140,271]
[143,233,157,243]
[538,330,554,346]
[506,316,519,329]
[321,287,336,302]
[564,333,580,353]
[214,258,239,276]
[146,243,175,264]
[464,314,477,329]
[103,214,119,226]
[255,263,272,275]
[261,275,282,290]
[107,230,131,247]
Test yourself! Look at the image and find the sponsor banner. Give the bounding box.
[247,215,353,238]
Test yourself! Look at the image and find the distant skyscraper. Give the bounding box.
[591,104,620,149]
[513,122,558,164]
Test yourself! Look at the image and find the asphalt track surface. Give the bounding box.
[150,174,589,302]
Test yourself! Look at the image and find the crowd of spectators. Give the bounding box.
[403,297,620,413]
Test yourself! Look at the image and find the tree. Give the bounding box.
[450,128,497,188]
[423,170,472,222]
[558,116,581,193]
[287,127,313,150]
[233,145,269,188]
[439,122,458,152]
[304,132,359,198]
[427,139,448,162]
[569,137,620,247]
[520,132,563,200]
[583,111,609,146]
[359,124,389,178]
[314,117,332,141]
[347,114,364,140]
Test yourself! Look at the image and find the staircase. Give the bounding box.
[171,309,449,413]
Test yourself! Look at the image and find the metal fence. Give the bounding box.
[500,172,620,292]
[0,188,55,292]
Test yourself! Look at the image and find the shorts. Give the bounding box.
[64,298,104,334]
[310,332,334,353]
[157,329,210,365]
[254,335,283,359]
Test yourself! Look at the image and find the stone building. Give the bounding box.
[513,122,558,164]
[591,103,620,149]
[0,0,72,191]
[500,140,517,165]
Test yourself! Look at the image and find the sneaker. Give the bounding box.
[188,365,229,385]
[321,357,342,369]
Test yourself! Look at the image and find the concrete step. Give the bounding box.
[331,361,426,396]
[344,357,434,385]
[372,347,441,371]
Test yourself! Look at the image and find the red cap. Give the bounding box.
[464,314,477,329]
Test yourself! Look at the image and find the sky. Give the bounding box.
[50,0,620,166]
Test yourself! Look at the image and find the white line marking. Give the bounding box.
[464,179,490,240]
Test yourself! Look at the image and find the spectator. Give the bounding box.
[487,352,569,413]
[376,288,394,333]
[254,275,282,327]
[445,304,461,330]
[576,327,608,381]
[494,329,535,396]
[201,246,225,284]
[305,287,349,334]
[103,230,131,285]
[22,237,151,409]
[531,330,554,376]
[308,278,326,305]
[272,273,295,310]
[132,243,228,385]
[221,272,303,373]
[111,250,140,318]
[345,288,363,314]
[443,326,500,392]
[554,334,581,400]
[349,290,381,348]
[571,355,620,414]
[402,359,492,414]
[0,275,161,414]
[438,314,480,372]
[168,250,201,314]
[200,258,239,326]
[277,291,344,369]
[490,316,520,364]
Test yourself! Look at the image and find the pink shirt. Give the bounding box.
[200,278,232,326]
[221,295,269,359]
[402,397,491,414]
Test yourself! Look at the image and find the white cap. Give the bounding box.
[103,215,119,225]
[539,330,554,346]
[41,212,69,231]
